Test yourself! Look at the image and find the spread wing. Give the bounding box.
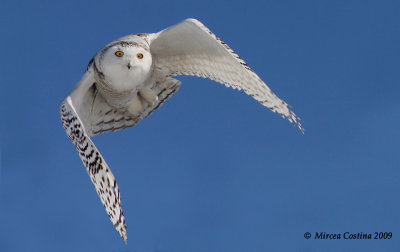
[60,69,127,242]
[150,18,304,133]
[60,68,181,242]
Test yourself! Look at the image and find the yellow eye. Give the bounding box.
[137,53,143,59]
[115,51,124,57]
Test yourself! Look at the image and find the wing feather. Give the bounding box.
[60,71,127,242]
[150,18,304,132]
[89,90,141,136]
[60,70,180,242]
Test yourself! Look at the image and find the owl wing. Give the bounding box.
[60,66,181,242]
[150,18,303,132]
[60,69,127,242]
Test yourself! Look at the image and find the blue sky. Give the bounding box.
[1,0,399,251]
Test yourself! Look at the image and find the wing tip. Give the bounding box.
[121,230,128,244]
[273,101,304,134]
[285,109,305,134]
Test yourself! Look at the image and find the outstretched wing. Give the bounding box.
[60,68,181,242]
[60,70,127,242]
[150,18,304,133]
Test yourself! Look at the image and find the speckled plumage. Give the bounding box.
[60,18,303,243]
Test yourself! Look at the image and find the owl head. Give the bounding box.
[95,40,153,92]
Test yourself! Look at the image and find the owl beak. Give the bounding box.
[127,62,132,70]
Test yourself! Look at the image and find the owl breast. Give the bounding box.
[92,40,154,108]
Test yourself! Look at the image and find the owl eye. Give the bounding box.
[137,53,143,59]
[115,51,124,57]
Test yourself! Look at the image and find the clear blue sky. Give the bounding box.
[1,0,399,251]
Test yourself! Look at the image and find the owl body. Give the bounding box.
[60,18,303,242]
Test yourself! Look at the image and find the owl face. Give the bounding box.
[97,44,153,92]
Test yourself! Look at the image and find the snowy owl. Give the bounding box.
[60,18,303,242]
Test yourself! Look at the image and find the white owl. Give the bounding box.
[60,18,303,242]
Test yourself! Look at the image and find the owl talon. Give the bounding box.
[139,89,159,106]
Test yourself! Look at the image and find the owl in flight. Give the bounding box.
[60,18,303,242]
